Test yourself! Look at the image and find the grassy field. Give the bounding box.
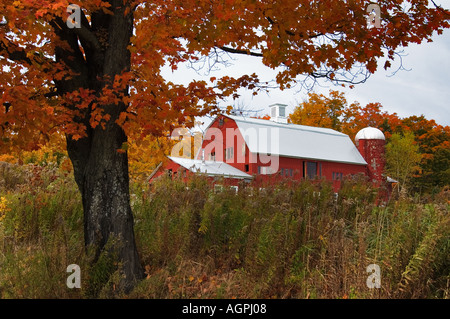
[0,163,448,299]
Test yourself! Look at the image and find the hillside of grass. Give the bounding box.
[0,163,448,299]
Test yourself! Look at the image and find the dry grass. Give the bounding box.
[0,167,449,299]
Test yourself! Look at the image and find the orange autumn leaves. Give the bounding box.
[0,0,449,157]
[289,90,450,190]
[288,90,404,140]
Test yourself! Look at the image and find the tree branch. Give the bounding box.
[0,37,33,65]
[74,10,102,53]
[430,0,450,16]
[264,15,324,39]
[49,17,89,74]
[218,46,263,57]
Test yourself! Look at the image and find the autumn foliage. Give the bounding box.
[1,0,449,149]
[1,0,449,293]
[289,90,449,193]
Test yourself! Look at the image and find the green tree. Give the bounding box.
[386,132,422,195]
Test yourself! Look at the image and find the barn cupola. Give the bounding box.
[270,103,288,124]
[355,127,386,186]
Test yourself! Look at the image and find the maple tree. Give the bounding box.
[401,115,450,191]
[1,0,449,292]
[289,90,354,131]
[288,90,403,140]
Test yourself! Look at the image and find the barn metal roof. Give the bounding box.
[168,156,252,179]
[225,115,368,165]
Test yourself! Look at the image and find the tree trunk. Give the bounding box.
[56,2,144,293]
[66,108,144,294]
[81,123,143,293]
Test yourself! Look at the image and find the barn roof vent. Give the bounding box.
[270,103,288,124]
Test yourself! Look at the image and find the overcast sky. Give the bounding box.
[162,27,450,127]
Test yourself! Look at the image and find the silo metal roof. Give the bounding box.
[355,127,386,142]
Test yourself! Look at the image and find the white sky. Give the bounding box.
[162,27,450,127]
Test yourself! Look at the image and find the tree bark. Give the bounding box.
[66,106,144,294]
[81,122,144,293]
[54,1,144,293]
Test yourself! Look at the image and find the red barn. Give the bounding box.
[148,156,252,188]
[150,104,391,192]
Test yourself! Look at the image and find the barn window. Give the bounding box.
[230,186,238,193]
[245,164,249,172]
[279,168,293,177]
[333,172,344,180]
[258,166,272,175]
[306,162,317,179]
[219,118,224,127]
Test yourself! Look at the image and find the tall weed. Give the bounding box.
[0,167,448,299]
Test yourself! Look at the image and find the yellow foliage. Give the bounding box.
[128,129,203,182]
[20,132,67,165]
[289,90,347,131]
[0,154,16,164]
[0,196,10,223]
[1,131,67,166]
[128,134,175,181]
